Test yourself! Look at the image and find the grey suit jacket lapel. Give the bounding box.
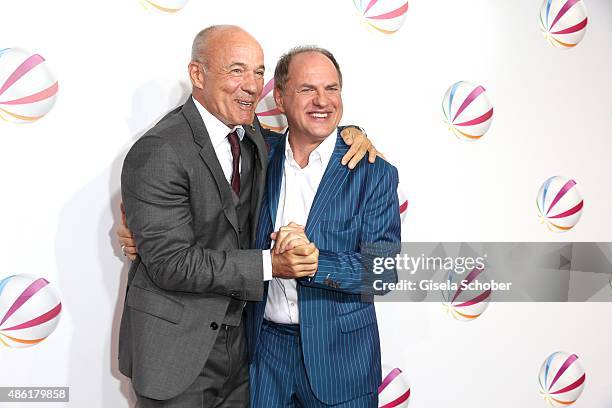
[181,97,240,236]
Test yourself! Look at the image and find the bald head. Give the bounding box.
[188,25,265,127]
[191,25,260,68]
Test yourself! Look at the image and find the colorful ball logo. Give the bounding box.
[539,0,588,48]
[538,351,586,406]
[398,184,408,224]
[536,176,583,232]
[442,268,491,321]
[353,0,409,34]
[0,275,62,348]
[140,0,189,13]
[442,81,493,141]
[255,79,287,132]
[0,48,58,124]
[379,367,411,407]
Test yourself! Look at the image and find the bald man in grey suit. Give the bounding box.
[118,25,375,407]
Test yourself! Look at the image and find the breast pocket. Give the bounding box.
[317,219,360,251]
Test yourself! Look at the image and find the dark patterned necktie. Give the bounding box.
[227,130,241,195]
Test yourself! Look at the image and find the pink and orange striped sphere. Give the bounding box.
[442,268,491,322]
[0,275,62,348]
[397,185,408,224]
[442,81,493,141]
[255,78,287,132]
[140,0,189,13]
[354,0,409,34]
[539,0,588,49]
[538,351,586,406]
[0,48,58,124]
[536,176,583,232]
[379,367,411,407]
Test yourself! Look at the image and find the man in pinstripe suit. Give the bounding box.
[245,46,401,407]
[116,26,378,407]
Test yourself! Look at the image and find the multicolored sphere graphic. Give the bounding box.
[255,78,287,132]
[538,351,586,406]
[140,0,189,13]
[539,0,588,48]
[0,274,62,348]
[442,268,491,321]
[398,185,408,224]
[0,48,58,124]
[536,176,583,232]
[353,0,409,34]
[379,367,411,407]
[442,81,493,141]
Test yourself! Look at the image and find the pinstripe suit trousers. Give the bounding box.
[249,320,377,408]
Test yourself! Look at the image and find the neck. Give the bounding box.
[288,131,324,168]
[193,93,234,128]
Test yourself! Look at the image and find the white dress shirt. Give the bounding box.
[192,97,272,281]
[192,97,245,182]
[264,130,337,324]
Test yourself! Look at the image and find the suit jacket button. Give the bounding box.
[210,322,219,330]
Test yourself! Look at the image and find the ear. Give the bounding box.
[273,87,285,114]
[188,62,204,89]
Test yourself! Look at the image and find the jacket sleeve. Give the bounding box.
[121,135,263,301]
[301,165,401,295]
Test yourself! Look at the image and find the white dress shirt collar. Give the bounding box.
[192,96,245,145]
[284,128,337,171]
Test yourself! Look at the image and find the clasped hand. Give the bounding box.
[271,222,318,279]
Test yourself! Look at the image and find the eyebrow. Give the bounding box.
[228,62,266,71]
[299,82,340,88]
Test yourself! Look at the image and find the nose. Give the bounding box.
[313,90,329,107]
[241,71,260,96]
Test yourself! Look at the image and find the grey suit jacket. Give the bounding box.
[118,97,268,400]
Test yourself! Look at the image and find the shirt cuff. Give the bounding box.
[262,250,272,281]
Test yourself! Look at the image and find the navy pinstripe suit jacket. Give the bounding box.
[246,130,401,405]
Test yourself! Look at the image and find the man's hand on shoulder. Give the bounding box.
[339,126,386,169]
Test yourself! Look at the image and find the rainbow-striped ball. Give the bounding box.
[379,366,411,407]
[255,78,287,132]
[354,0,409,34]
[0,274,62,348]
[538,351,586,406]
[398,185,408,224]
[0,48,58,124]
[140,0,189,13]
[536,176,583,232]
[442,81,493,141]
[539,0,588,49]
[442,268,491,321]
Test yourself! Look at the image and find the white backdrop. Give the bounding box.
[1,0,611,406]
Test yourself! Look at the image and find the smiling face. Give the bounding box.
[189,27,265,127]
[274,51,343,143]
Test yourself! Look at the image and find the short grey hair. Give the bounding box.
[274,46,343,92]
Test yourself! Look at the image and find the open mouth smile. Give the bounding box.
[236,99,254,109]
[308,111,332,119]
